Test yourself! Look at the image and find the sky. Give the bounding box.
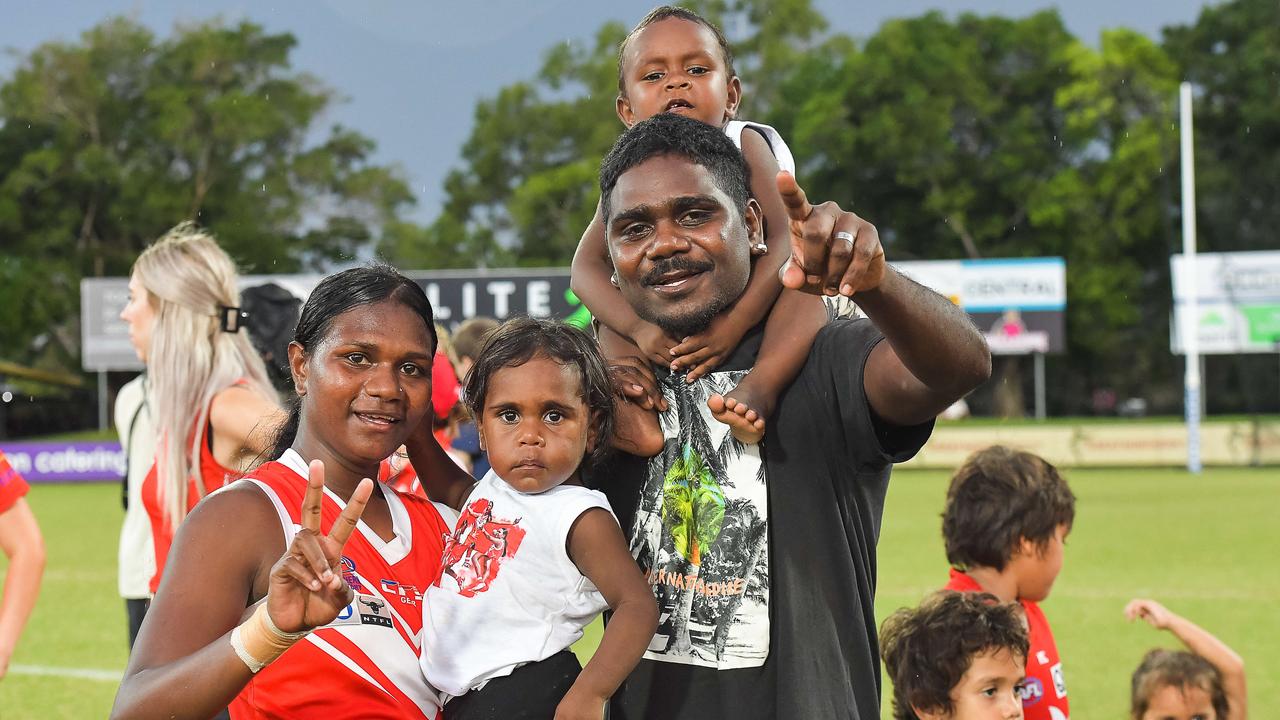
[0,0,1215,224]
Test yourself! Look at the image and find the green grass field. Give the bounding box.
[1,468,1275,718]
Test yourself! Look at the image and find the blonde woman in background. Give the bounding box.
[119,223,284,597]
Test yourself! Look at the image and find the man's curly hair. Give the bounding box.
[880,591,1029,720]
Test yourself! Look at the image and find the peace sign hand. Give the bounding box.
[776,171,885,298]
[267,460,374,633]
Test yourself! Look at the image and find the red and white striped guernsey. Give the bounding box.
[228,449,450,720]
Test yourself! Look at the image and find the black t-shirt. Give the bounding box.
[600,318,934,719]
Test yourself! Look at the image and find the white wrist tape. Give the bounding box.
[229,603,310,674]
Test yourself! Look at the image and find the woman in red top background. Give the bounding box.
[119,223,283,593]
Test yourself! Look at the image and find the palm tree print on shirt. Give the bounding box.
[662,444,724,566]
[632,368,770,667]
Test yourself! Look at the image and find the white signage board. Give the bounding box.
[1171,251,1280,354]
[893,257,1067,354]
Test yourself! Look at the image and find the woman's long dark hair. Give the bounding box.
[269,264,437,460]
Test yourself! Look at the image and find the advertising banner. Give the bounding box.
[84,259,1062,371]
[9,419,1277,480]
[82,269,585,372]
[1171,251,1280,354]
[902,418,1280,468]
[0,441,126,483]
[894,257,1067,354]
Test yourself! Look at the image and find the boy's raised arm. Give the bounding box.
[1126,598,1247,719]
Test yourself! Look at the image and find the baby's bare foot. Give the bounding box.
[707,390,767,444]
[726,375,778,428]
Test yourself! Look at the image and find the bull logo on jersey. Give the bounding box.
[436,498,526,598]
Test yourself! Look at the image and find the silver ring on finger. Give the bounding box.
[834,230,856,247]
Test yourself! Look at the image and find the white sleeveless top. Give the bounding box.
[724,119,797,173]
[419,470,613,699]
[115,374,156,598]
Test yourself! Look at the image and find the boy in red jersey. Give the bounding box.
[941,446,1075,720]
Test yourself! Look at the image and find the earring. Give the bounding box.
[752,242,768,254]
[609,273,619,287]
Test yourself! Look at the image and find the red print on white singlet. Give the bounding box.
[437,497,526,597]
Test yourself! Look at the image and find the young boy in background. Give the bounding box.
[941,446,1075,720]
[449,316,499,477]
[881,590,1029,720]
[1126,597,1247,720]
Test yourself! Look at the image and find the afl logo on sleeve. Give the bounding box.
[1020,677,1045,706]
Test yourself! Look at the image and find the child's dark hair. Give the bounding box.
[617,6,736,93]
[880,590,1029,720]
[1131,649,1229,719]
[942,445,1076,571]
[463,316,615,474]
[270,264,437,459]
[599,112,750,222]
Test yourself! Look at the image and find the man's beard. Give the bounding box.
[639,303,720,339]
[633,256,728,338]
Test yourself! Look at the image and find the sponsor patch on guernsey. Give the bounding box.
[328,593,394,629]
[1051,662,1067,698]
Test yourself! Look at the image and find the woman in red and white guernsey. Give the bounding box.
[120,223,283,596]
[112,265,459,719]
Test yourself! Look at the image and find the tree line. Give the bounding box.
[1,0,1276,415]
